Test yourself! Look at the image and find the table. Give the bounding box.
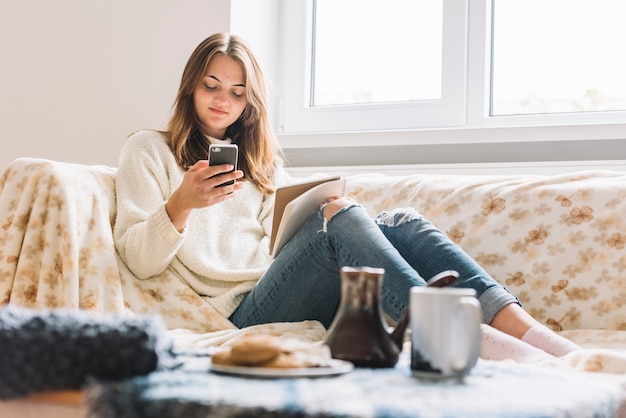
[86,351,626,417]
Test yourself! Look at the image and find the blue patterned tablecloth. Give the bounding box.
[87,351,626,418]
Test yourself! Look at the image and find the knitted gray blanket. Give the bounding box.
[0,306,175,399]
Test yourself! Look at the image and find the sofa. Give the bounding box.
[2,157,626,416]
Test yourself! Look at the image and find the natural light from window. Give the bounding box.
[312,0,443,106]
[491,0,626,116]
[279,0,626,134]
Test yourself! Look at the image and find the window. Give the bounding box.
[312,0,442,106]
[278,0,626,135]
[278,0,467,133]
[491,0,626,116]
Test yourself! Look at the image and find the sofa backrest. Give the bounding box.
[4,157,625,332]
[347,170,626,331]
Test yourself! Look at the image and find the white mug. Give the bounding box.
[409,286,482,380]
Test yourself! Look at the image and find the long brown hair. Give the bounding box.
[167,33,282,194]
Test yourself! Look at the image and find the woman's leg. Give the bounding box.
[232,200,579,357]
[480,324,554,362]
[372,207,519,324]
[372,206,580,356]
[230,203,426,328]
[233,201,517,327]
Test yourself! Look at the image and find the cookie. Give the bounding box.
[261,352,309,369]
[211,348,236,366]
[229,335,281,366]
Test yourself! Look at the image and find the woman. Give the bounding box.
[114,32,579,360]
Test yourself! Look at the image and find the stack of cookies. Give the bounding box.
[211,334,331,369]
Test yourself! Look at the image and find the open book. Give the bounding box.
[270,175,346,258]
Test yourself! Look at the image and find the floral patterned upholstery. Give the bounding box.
[0,158,325,339]
[0,158,124,312]
[345,170,626,347]
[2,158,626,351]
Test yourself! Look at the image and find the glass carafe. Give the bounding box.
[324,266,401,368]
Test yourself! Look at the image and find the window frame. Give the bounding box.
[276,0,626,145]
[278,0,468,134]
[466,0,626,129]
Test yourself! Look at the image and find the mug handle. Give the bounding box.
[451,296,482,373]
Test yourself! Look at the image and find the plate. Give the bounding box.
[209,359,354,378]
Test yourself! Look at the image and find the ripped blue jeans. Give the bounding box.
[229,204,519,329]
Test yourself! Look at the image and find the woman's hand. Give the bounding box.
[166,160,244,232]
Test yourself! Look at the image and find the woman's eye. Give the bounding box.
[204,83,217,90]
[231,91,244,98]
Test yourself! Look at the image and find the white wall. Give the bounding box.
[0,0,232,170]
[5,1,620,175]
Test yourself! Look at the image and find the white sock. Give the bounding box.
[481,324,553,363]
[521,325,581,357]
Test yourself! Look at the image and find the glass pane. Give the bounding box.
[312,0,443,106]
[491,0,626,116]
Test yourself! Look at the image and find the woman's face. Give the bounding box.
[193,54,247,139]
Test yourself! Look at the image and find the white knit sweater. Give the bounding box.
[113,130,292,318]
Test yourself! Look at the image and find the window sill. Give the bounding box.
[277,123,626,168]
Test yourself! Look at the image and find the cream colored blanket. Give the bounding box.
[0,158,325,349]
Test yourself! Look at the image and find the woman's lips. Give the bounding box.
[210,107,227,115]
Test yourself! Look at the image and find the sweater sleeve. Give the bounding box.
[113,131,186,279]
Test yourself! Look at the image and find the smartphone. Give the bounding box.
[208,143,238,186]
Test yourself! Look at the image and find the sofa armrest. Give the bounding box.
[0,158,124,311]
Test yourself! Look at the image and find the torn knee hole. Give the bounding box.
[319,203,356,233]
[375,208,421,227]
